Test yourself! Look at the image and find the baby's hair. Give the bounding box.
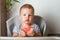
[20,4,34,14]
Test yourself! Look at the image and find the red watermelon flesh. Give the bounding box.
[23,27,31,33]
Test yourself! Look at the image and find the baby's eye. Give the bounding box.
[23,14,26,16]
[29,15,32,16]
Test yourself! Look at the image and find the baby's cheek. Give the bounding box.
[22,18,25,22]
[30,17,33,21]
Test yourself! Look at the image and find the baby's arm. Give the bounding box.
[18,31,26,37]
[12,26,19,37]
[12,33,19,37]
[26,28,35,37]
[12,26,26,37]
[13,31,26,37]
[35,32,42,37]
[34,24,42,36]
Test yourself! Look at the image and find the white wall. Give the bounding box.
[8,0,60,34]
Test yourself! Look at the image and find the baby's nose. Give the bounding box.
[26,15,29,19]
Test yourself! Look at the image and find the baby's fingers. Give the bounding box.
[19,31,26,37]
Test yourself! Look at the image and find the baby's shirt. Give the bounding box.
[13,24,41,34]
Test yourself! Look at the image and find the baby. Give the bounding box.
[13,4,42,37]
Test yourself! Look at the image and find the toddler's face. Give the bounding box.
[20,8,34,24]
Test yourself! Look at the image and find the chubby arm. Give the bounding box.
[12,31,26,37]
[18,31,26,37]
[12,26,26,37]
[35,32,42,37]
[33,24,42,36]
[12,33,19,37]
[12,26,19,37]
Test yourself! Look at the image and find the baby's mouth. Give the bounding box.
[25,20,29,22]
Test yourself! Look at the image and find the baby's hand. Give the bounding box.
[26,28,35,37]
[19,31,26,37]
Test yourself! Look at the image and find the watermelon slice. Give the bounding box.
[23,27,31,33]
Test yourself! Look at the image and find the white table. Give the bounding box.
[0,37,60,40]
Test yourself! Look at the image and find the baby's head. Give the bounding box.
[19,4,34,24]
